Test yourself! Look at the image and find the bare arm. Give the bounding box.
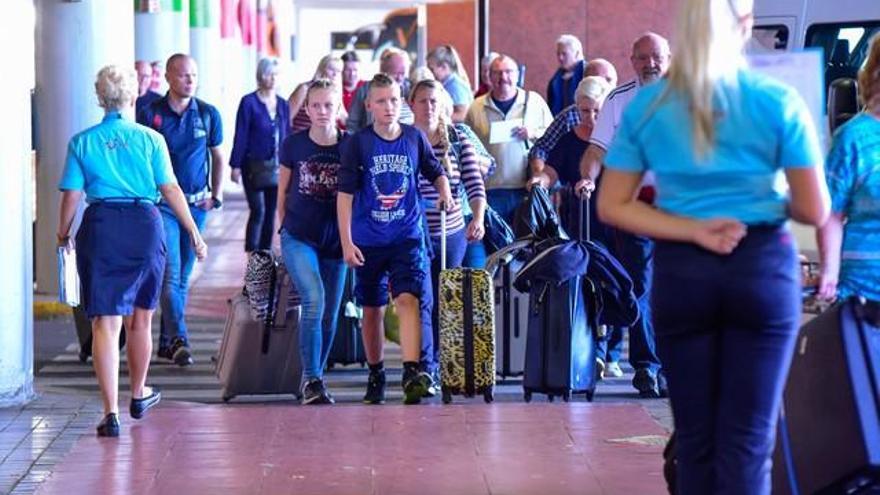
[57,190,83,246]
[597,169,746,254]
[784,167,831,226]
[336,192,364,267]
[433,175,454,210]
[816,212,844,300]
[451,104,469,123]
[580,144,605,182]
[160,182,208,260]
[288,85,307,128]
[276,166,291,229]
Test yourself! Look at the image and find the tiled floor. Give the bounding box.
[34,403,669,495]
[6,191,673,495]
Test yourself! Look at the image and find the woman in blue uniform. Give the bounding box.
[58,65,208,437]
[597,0,830,493]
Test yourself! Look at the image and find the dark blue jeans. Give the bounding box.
[158,203,208,349]
[653,225,800,495]
[241,173,278,252]
[610,229,660,372]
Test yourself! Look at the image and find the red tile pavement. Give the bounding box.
[36,403,669,495]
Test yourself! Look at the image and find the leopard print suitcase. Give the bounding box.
[438,267,496,403]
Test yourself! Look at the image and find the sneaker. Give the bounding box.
[657,370,669,398]
[595,358,606,380]
[402,368,431,405]
[156,346,173,361]
[302,378,334,405]
[423,369,439,398]
[633,368,660,399]
[169,338,194,367]
[605,361,624,378]
[363,370,386,405]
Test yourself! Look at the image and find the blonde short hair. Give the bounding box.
[575,76,612,104]
[95,65,137,111]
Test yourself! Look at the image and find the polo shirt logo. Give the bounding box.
[152,114,162,129]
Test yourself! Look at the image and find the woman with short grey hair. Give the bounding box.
[230,57,290,252]
[58,65,207,437]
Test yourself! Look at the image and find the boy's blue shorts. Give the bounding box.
[354,238,427,307]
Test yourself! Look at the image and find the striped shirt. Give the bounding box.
[419,126,486,237]
[291,106,312,133]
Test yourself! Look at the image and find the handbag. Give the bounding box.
[246,158,279,189]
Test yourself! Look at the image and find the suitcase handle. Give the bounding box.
[440,206,447,272]
[577,186,591,242]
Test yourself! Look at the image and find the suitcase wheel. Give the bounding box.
[483,389,494,404]
[222,394,235,403]
[585,389,595,402]
[523,390,533,403]
[562,391,571,403]
[442,388,453,405]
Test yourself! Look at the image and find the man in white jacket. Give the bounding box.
[466,55,553,224]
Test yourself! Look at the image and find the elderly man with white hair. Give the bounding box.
[547,34,586,116]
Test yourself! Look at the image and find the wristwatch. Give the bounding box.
[212,197,223,210]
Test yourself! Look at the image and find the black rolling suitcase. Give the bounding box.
[518,191,598,402]
[486,239,533,379]
[326,269,367,368]
[772,297,880,495]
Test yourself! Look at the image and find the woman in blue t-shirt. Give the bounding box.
[597,0,830,493]
[277,79,348,405]
[427,45,474,123]
[818,33,880,303]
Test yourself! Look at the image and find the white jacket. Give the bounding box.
[466,89,553,190]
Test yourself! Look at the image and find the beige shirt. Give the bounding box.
[466,89,553,190]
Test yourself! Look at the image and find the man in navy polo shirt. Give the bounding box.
[137,53,225,367]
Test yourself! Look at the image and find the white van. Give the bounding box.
[751,0,879,256]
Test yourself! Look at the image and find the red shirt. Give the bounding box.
[342,80,366,112]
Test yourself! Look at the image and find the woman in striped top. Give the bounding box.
[410,78,487,369]
[288,55,347,133]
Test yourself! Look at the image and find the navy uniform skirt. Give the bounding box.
[75,201,166,318]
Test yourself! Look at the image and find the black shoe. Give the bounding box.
[130,388,162,419]
[402,369,431,405]
[363,370,386,405]
[157,346,173,361]
[633,368,660,399]
[302,378,334,405]
[169,338,194,367]
[657,370,669,398]
[96,413,120,437]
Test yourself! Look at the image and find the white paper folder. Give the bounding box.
[57,247,80,307]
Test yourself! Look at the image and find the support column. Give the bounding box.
[135,0,189,68]
[190,0,221,104]
[0,0,35,406]
[34,0,135,293]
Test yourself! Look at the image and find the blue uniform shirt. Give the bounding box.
[58,112,176,201]
[279,130,347,258]
[229,91,290,169]
[605,69,822,224]
[135,90,162,117]
[137,96,223,195]
[338,124,445,247]
[825,112,880,300]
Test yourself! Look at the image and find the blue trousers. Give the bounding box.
[653,225,800,495]
[280,230,347,380]
[610,229,661,372]
[158,203,208,349]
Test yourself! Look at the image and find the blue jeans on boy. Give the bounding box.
[158,203,208,350]
[653,225,800,495]
[280,229,347,380]
[487,188,526,227]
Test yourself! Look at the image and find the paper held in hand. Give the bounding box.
[57,246,80,307]
[489,119,524,144]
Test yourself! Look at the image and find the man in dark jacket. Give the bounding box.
[546,34,585,116]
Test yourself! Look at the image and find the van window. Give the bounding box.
[806,22,880,90]
[751,25,790,52]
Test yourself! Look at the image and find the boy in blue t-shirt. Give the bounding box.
[337,74,453,404]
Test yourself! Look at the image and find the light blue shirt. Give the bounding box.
[605,69,822,224]
[443,73,474,107]
[59,112,176,202]
[825,112,880,300]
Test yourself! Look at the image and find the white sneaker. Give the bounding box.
[605,361,624,378]
[595,358,606,380]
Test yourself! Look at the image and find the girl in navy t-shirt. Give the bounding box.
[277,79,347,405]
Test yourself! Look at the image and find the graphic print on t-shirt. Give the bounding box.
[369,153,411,223]
[298,157,340,203]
